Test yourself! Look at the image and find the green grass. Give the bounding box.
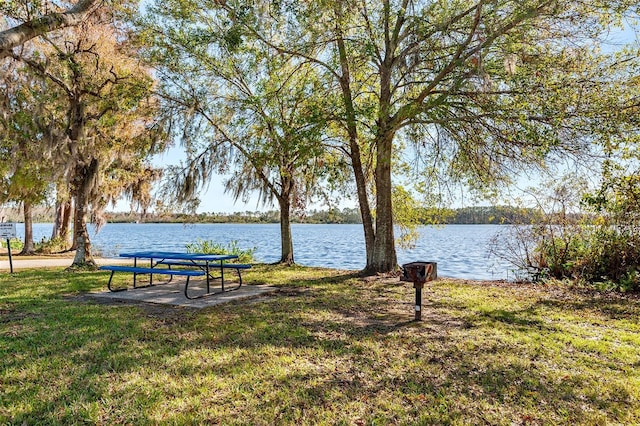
[1,266,639,425]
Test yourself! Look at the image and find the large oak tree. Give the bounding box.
[8,4,162,267]
[0,61,53,254]
[216,0,640,274]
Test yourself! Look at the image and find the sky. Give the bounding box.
[112,146,269,213]
[134,146,358,214]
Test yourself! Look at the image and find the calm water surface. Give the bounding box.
[23,223,514,280]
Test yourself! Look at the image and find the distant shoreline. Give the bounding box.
[1,205,544,226]
[4,220,516,226]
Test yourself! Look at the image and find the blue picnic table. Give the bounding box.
[100,251,251,299]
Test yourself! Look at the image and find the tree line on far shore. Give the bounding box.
[0,205,548,225]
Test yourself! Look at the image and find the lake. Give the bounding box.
[21,223,516,280]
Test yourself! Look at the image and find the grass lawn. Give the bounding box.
[1,265,639,425]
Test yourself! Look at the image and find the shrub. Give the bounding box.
[1,238,23,251]
[490,176,640,292]
[35,237,69,254]
[532,224,640,291]
[185,239,257,263]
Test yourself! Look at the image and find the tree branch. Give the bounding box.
[0,0,101,59]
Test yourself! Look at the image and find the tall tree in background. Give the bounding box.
[212,0,640,274]
[139,4,346,265]
[0,60,54,254]
[50,186,73,246]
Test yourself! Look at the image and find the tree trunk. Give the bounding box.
[278,196,295,265]
[68,98,86,253]
[71,159,98,268]
[334,22,376,270]
[350,137,375,268]
[367,131,397,274]
[51,198,72,249]
[61,199,72,248]
[362,39,398,274]
[19,201,35,255]
[70,204,79,251]
[51,201,63,239]
[71,198,95,267]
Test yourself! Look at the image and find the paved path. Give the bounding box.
[0,256,129,271]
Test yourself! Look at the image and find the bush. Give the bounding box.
[493,221,640,291]
[490,176,640,292]
[35,237,69,254]
[532,224,640,291]
[1,238,23,251]
[185,239,257,264]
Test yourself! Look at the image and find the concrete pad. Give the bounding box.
[89,278,279,309]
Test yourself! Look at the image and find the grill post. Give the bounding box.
[400,262,437,321]
[414,285,422,320]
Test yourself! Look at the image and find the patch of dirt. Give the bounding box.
[0,307,33,323]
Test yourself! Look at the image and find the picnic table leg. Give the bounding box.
[164,258,175,283]
[220,261,225,292]
[133,257,137,288]
[107,270,127,292]
[107,270,115,291]
[184,275,193,299]
[132,257,154,289]
[205,262,210,294]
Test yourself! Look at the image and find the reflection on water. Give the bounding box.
[23,223,515,280]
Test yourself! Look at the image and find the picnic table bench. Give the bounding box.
[100,251,250,299]
[100,265,206,299]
